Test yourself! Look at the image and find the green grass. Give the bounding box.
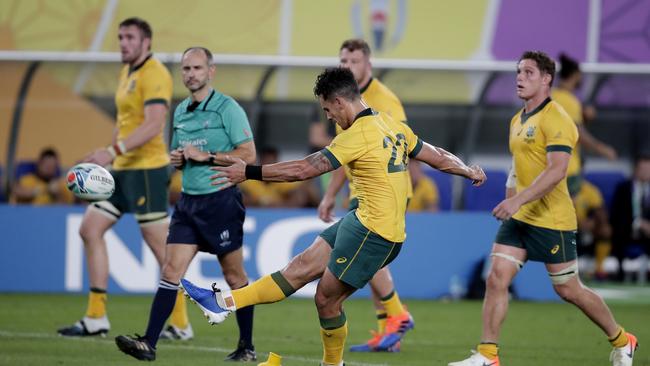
[0,294,649,365]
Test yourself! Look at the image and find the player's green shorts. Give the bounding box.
[319,210,402,289]
[95,166,169,223]
[567,174,583,197]
[495,218,577,263]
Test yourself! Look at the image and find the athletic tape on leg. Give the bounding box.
[491,252,524,270]
[548,262,578,285]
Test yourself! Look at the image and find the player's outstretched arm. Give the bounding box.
[210,150,335,189]
[414,142,486,186]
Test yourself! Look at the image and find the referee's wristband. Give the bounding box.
[245,165,263,181]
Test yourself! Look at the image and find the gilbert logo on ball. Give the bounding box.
[66,163,115,201]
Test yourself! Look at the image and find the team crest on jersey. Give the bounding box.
[524,125,536,143]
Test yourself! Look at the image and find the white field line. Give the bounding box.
[0,330,388,366]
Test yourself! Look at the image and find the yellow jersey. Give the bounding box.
[573,180,604,222]
[324,109,422,242]
[13,174,74,205]
[335,78,411,200]
[551,88,583,177]
[509,98,578,231]
[113,55,172,170]
[407,176,439,212]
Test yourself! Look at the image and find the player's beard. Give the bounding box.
[122,41,145,64]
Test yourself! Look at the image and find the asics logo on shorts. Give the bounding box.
[336,257,348,264]
[551,245,560,254]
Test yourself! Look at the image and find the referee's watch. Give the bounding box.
[208,152,218,165]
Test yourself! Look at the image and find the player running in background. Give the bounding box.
[552,53,617,278]
[57,17,191,341]
[317,39,415,352]
[449,51,637,366]
[182,67,486,366]
[114,47,257,362]
[552,52,617,198]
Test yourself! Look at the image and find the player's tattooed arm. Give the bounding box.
[262,151,334,182]
[210,151,335,187]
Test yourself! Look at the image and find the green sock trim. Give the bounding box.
[376,313,387,320]
[380,290,395,302]
[270,271,296,297]
[319,312,347,330]
[89,287,107,294]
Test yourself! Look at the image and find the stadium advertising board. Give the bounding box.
[0,206,558,301]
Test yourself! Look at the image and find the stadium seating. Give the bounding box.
[583,171,627,209]
[14,161,62,179]
[463,169,508,211]
[423,168,453,210]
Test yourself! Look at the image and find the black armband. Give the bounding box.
[245,165,263,180]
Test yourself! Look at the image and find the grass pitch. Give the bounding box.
[0,293,648,365]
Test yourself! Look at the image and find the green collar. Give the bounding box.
[521,97,551,124]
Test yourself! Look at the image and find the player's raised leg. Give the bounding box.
[182,236,332,324]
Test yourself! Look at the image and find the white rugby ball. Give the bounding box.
[66,163,115,201]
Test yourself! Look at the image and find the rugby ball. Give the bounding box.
[66,163,115,201]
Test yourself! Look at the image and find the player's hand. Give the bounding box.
[84,148,113,167]
[492,196,522,221]
[318,194,336,223]
[170,148,185,169]
[468,165,487,186]
[210,156,246,190]
[183,144,210,163]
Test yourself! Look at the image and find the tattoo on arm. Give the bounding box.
[305,151,334,174]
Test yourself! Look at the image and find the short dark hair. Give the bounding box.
[340,39,371,57]
[119,17,152,40]
[182,47,214,64]
[314,67,360,102]
[519,50,556,86]
[38,147,58,161]
[558,53,580,80]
